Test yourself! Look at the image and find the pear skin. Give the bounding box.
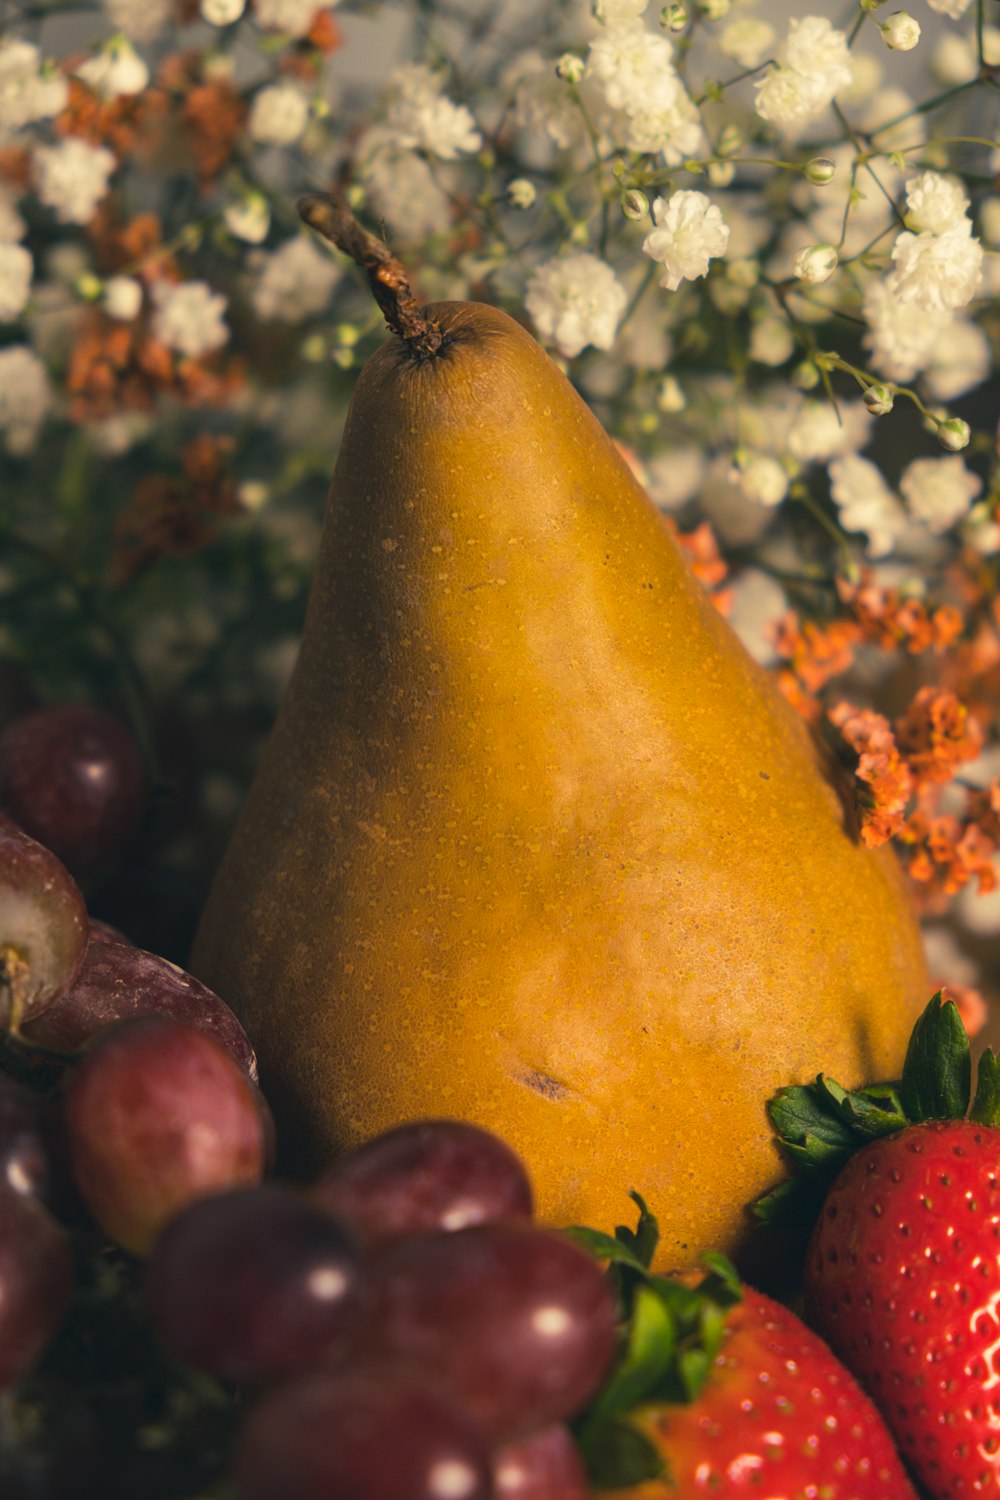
[192,301,929,1270]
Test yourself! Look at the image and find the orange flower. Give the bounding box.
[837,574,964,655]
[0,147,32,189]
[308,9,342,51]
[667,519,732,616]
[895,687,982,786]
[88,209,178,284]
[56,77,169,158]
[773,612,861,696]
[182,79,247,182]
[903,810,997,900]
[66,310,243,422]
[828,702,913,847]
[113,435,241,581]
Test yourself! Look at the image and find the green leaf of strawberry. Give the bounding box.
[899,987,971,1121]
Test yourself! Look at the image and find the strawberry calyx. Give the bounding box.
[755,988,1000,1228]
[565,1193,742,1489]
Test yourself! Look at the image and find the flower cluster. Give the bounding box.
[1,0,998,1006]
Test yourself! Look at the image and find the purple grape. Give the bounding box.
[146,1184,367,1383]
[359,1222,618,1444]
[0,1073,55,1201]
[22,938,258,1081]
[65,1016,266,1255]
[234,1369,493,1500]
[492,1425,590,1498]
[0,1186,73,1387]
[87,919,131,946]
[0,705,145,874]
[0,817,88,1030]
[313,1119,533,1253]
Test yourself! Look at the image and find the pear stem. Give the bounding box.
[297,193,444,360]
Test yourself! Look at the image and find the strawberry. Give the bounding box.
[760,991,1000,1497]
[569,1200,917,1497]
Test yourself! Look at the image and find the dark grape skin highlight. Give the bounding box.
[0,816,88,1029]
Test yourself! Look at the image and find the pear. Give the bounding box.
[192,197,928,1269]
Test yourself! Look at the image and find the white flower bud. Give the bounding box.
[201,0,245,21]
[804,157,836,186]
[708,161,735,188]
[657,375,686,412]
[793,361,821,390]
[938,417,971,452]
[224,191,270,244]
[507,178,537,210]
[238,480,270,511]
[881,11,920,50]
[661,2,688,30]
[863,383,894,415]
[103,274,143,321]
[793,244,839,285]
[716,123,742,157]
[74,272,103,302]
[621,188,649,222]
[700,0,729,18]
[556,53,585,83]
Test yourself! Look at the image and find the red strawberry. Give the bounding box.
[602,1285,920,1498]
[760,991,1000,1498]
[572,1202,916,1498]
[806,1118,1000,1497]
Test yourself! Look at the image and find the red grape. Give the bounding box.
[0,1073,55,1201]
[65,1016,265,1255]
[0,817,88,1029]
[23,938,258,1081]
[492,1425,590,1498]
[313,1119,533,1253]
[146,1184,367,1383]
[234,1369,493,1500]
[86,919,131,946]
[0,1186,73,1386]
[359,1222,618,1443]
[0,705,145,873]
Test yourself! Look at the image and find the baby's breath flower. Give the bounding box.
[587,19,676,113]
[202,0,247,22]
[358,141,451,241]
[754,17,852,130]
[151,281,229,360]
[0,187,25,245]
[593,0,650,21]
[251,237,341,323]
[0,345,52,454]
[507,178,536,209]
[255,0,338,35]
[881,12,920,50]
[937,417,971,453]
[901,454,982,532]
[103,275,143,321]
[718,14,775,65]
[657,375,686,412]
[661,3,688,31]
[862,277,951,382]
[803,157,836,185]
[904,172,969,235]
[733,451,788,507]
[224,192,271,245]
[642,190,729,291]
[793,243,838,284]
[0,40,68,132]
[248,84,311,146]
[556,53,586,83]
[926,0,972,18]
[828,455,908,557]
[981,198,1000,246]
[34,139,116,225]
[621,188,649,221]
[749,317,794,366]
[0,243,31,321]
[889,221,984,312]
[382,64,481,160]
[524,252,628,358]
[922,319,991,401]
[863,383,894,415]
[787,400,872,463]
[76,36,148,97]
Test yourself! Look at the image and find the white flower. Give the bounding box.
[151,281,229,359]
[587,19,676,113]
[255,0,337,33]
[734,451,788,507]
[881,11,920,50]
[224,192,270,244]
[103,275,143,321]
[926,0,972,17]
[524,253,627,358]
[357,139,452,241]
[900,454,982,533]
[0,346,52,454]
[749,317,794,366]
[889,221,984,311]
[862,277,951,382]
[647,446,705,509]
[203,0,247,21]
[34,139,116,226]
[787,400,872,464]
[0,40,69,132]
[922,319,991,401]
[905,171,969,234]
[718,15,775,66]
[510,52,590,153]
[0,185,24,243]
[643,191,729,291]
[383,63,481,160]
[755,17,852,129]
[828,455,908,557]
[76,37,149,97]
[103,0,172,41]
[623,90,704,163]
[248,84,311,146]
[793,243,838,284]
[593,0,650,20]
[0,243,31,321]
[251,236,341,323]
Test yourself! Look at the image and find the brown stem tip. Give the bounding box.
[297,193,444,360]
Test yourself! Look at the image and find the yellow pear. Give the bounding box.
[192,198,928,1270]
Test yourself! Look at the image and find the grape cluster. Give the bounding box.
[0,701,615,1500]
